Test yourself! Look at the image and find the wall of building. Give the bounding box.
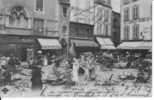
[58,0,70,39]
[121,0,152,41]
[70,0,112,37]
[0,0,68,38]
[0,0,70,60]
[70,21,93,39]
[70,0,95,25]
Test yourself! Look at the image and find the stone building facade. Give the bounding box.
[118,0,152,50]
[94,0,112,37]
[70,0,112,37]
[70,22,93,39]
[120,0,152,41]
[0,0,70,61]
[70,0,115,50]
[70,0,94,25]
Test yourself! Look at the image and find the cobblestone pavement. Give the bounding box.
[0,81,152,97]
[0,66,152,97]
[41,82,152,97]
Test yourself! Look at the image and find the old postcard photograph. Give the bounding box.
[0,0,152,97]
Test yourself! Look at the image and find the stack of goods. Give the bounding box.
[96,53,115,68]
[42,65,58,82]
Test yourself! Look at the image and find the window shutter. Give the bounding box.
[137,24,139,39]
[133,24,135,39]
[133,7,135,20]
[137,6,139,18]
[135,6,137,19]
[124,26,126,40]
[127,26,129,40]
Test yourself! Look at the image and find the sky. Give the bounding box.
[112,0,120,13]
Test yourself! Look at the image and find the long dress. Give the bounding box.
[31,66,42,90]
[72,59,79,83]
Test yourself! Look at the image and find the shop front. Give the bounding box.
[117,41,152,57]
[37,38,62,61]
[37,38,62,50]
[0,36,36,61]
[117,41,152,50]
[0,37,63,65]
[96,37,116,50]
[70,39,99,56]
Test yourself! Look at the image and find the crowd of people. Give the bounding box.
[0,54,20,86]
[0,50,152,92]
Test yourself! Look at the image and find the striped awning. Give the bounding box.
[71,39,99,48]
[117,41,152,50]
[38,39,62,50]
[96,37,116,50]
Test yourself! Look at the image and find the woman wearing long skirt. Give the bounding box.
[72,58,79,84]
[31,65,42,91]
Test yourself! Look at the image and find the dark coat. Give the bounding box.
[31,67,42,90]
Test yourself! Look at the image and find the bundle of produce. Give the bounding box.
[42,65,58,82]
[20,69,32,76]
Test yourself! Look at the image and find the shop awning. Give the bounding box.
[96,37,116,50]
[71,39,99,48]
[38,39,62,50]
[117,41,152,50]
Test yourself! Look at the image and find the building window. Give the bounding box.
[133,5,139,20]
[132,0,138,2]
[113,19,117,28]
[151,25,152,40]
[63,6,68,17]
[9,16,14,25]
[0,15,4,30]
[75,28,79,37]
[124,8,129,21]
[106,0,111,6]
[8,6,28,28]
[133,24,139,40]
[151,4,152,17]
[36,0,43,12]
[104,10,109,22]
[62,25,67,34]
[123,0,130,5]
[86,28,90,36]
[96,7,103,22]
[124,25,130,40]
[105,24,108,36]
[96,22,102,35]
[33,18,44,33]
